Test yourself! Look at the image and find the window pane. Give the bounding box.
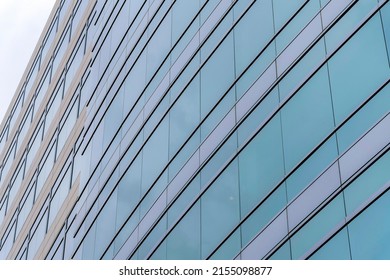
[169,75,200,157]
[273,0,305,31]
[239,115,285,215]
[328,15,390,125]
[201,160,240,258]
[201,33,235,119]
[286,135,338,201]
[348,190,390,259]
[141,118,169,193]
[116,156,142,229]
[344,150,390,215]
[167,202,201,260]
[290,194,345,259]
[309,228,351,260]
[381,2,390,58]
[281,67,334,171]
[241,185,287,247]
[234,0,274,75]
[337,84,390,153]
[325,0,378,54]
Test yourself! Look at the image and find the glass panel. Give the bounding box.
[48,165,71,228]
[241,185,287,247]
[116,156,142,230]
[209,230,241,260]
[290,194,345,259]
[276,0,320,54]
[278,38,326,101]
[103,89,124,148]
[235,43,276,100]
[94,189,117,259]
[167,175,200,226]
[36,141,56,197]
[27,209,48,259]
[201,87,235,142]
[348,190,390,259]
[166,202,201,260]
[171,0,200,43]
[268,241,291,260]
[325,0,378,54]
[169,75,200,157]
[328,14,390,125]
[146,11,171,81]
[309,228,351,260]
[273,0,306,31]
[381,2,390,59]
[344,150,390,215]
[337,81,390,153]
[200,33,235,119]
[57,96,79,155]
[281,67,334,171]
[286,135,338,201]
[201,160,240,258]
[141,118,169,194]
[234,0,274,74]
[238,115,285,215]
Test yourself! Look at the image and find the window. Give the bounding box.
[328,14,390,125]
[239,115,285,215]
[281,67,334,171]
[201,160,240,258]
[348,190,390,259]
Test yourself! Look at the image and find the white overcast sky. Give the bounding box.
[0,0,56,124]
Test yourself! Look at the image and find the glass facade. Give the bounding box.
[0,0,389,260]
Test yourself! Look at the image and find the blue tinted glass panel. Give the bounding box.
[169,75,200,157]
[167,202,201,259]
[241,185,287,247]
[309,228,351,260]
[348,190,390,259]
[281,67,334,171]
[344,150,390,215]
[200,34,235,119]
[239,115,285,215]
[234,0,274,75]
[273,0,305,31]
[286,136,338,201]
[328,15,390,124]
[201,160,240,258]
[291,194,345,259]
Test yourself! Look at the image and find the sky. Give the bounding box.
[0,0,56,124]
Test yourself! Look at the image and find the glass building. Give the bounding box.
[0,0,390,260]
